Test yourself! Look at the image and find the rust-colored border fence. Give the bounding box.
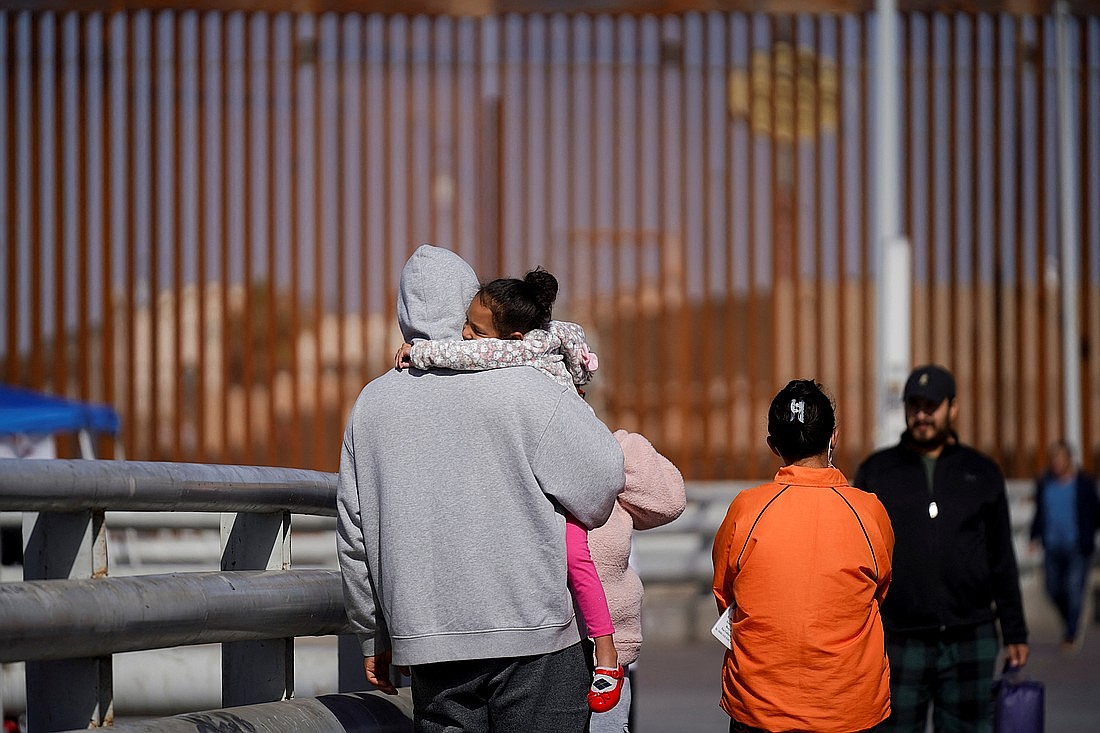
[2,9,1098,478]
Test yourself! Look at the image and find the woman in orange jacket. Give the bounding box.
[711,379,895,733]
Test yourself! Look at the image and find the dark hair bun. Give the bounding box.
[523,267,558,315]
[767,379,836,462]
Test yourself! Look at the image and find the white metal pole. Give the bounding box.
[874,0,912,448]
[1055,1,1083,454]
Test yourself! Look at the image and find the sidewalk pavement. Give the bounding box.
[633,571,1100,733]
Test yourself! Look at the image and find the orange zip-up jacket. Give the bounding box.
[711,464,894,733]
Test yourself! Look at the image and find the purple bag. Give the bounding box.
[992,664,1044,733]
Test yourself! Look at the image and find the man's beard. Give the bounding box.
[906,421,952,450]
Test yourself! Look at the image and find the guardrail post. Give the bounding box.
[22,510,113,731]
[220,511,293,707]
[338,634,367,692]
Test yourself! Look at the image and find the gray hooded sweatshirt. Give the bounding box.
[337,245,625,666]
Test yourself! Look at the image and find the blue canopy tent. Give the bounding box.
[1,386,121,566]
[0,384,120,459]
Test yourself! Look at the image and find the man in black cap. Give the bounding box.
[854,364,1029,732]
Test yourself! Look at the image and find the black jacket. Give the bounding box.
[854,437,1028,645]
[1030,470,1100,557]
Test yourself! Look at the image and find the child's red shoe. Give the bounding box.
[587,665,625,713]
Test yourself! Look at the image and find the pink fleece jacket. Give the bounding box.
[587,430,686,665]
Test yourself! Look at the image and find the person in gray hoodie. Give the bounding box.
[336,245,625,733]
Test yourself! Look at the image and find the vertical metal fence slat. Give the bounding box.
[47,12,65,403]
[350,13,365,394]
[678,15,696,472]
[432,17,450,255]
[948,15,963,427]
[380,14,395,372]
[179,11,196,463]
[532,15,548,273]
[972,14,993,451]
[3,13,16,384]
[194,11,210,462]
[87,13,107,420]
[238,12,255,464]
[768,14,784,459]
[637,15,657,441]
[62,11,83,405]
[629,15,644,434]
[256,13,275,467]
[328,12,346,461]
[1033,15,1048,458]
[1043,14,1062,459]
[1015,15,1031,470]
[745,14,762,477]
[29,13,44,392]
[833,13,849,466]
[788,15,804,387]
[147,10,162,461]
[74,13,90,408]
[170,11,184,461]
[905,13,922,366]
[358,12,375,387]
[931,14,948,368]
[921,14,936,367]
[693,13,712,474]
[500,15,517,278]
[808,16,824,390]
[335,14,353,455]
[611,17,629,433]
[1000,13,1021,463]
[1085,17,1099,460]
[858,13,874,455]
[287,13,302,468]
[812,14,826,387]
[739,11,756,468]
[990,13,1006,461]
[103,11,121,458]
[807,15,822,384]
[308,12,324,470]
[124,13,140,458]
[311,11,326,469]
[719,14,735,467]
[957,15,976,441]
[216,12,232,465]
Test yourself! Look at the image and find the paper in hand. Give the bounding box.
[711,605,733,650]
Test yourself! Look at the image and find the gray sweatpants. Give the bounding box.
[410,642,589,733]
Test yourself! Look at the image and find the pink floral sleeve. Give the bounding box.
[407,320,599,391]
[408,334,573,388]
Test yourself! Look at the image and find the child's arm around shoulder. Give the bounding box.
[402,336,563,373]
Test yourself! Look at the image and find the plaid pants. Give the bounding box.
[875,621,999,733]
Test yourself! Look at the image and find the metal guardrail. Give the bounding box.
[0,458,408,733]
[0,459,335,515]
[0,570,347,663]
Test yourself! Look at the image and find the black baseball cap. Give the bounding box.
[903,364,956,404]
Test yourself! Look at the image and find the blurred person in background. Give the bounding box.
[1030,439,1099,652]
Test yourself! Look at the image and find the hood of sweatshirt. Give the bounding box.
[397,245,480,343]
